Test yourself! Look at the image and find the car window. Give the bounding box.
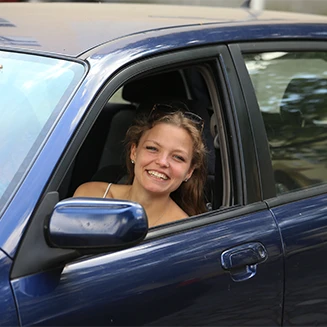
[0,51,85,211]
[108,87,129,104]
[243,52,327,195]
[60,62,235,227]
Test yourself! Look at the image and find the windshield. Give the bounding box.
[0,51,85,210]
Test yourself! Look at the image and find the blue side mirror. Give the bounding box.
[46,197,148,250]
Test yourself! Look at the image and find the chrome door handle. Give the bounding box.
[221,242,268,282]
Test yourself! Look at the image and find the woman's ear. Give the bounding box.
[185,167,194,181]
[130,143,137,162]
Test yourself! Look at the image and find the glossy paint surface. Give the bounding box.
[48,197,148,248]
[13,209,283,326]
[1,3,326,56]
[271,193,327,326]
[0,249,19,326]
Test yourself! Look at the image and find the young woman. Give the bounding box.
[74,104,208,228]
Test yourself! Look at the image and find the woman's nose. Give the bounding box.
[156,153,169,167]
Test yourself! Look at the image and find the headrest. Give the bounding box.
[280,78,327,123]
[122,71,187,103]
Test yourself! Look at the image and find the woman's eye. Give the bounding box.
[146,146,157,152]
[173,155,185,162]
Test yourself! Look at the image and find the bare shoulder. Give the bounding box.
[73,181,109,198]
[109,184,130,199]
[173,204,189,220]
[162,200,189,225]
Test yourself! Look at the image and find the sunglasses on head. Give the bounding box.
[148,103,204,133]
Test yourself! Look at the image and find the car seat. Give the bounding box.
[280,77,327,126]
[274,77,327,192]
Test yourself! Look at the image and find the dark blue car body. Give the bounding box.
[1,3,327,326]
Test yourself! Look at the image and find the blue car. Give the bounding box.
[1,2,327,326]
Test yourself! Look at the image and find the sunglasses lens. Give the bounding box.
[184,112,204,130]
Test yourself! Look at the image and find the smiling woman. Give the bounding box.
[73,104,208,228]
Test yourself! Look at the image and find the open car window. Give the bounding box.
[59,61,237,228]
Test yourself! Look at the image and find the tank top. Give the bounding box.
[103,183,112,198]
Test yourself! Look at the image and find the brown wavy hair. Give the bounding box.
[124,110,207,216]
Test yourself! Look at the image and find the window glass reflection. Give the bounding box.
[0,51,85,212]
[244,52,327,194]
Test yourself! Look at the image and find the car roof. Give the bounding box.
[1,3,327,57]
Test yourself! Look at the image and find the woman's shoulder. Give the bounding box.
[173,205,189,220]
[73,182,130,199]
[108,184,130,199]
[73,181,109,198]
[164,200,189,224]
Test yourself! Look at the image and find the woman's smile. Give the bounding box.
[146,169,169,180]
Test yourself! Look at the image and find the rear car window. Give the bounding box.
[243,52,327,195]
[0,51,85,211]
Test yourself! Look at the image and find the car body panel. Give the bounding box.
[12,209,283,326]
[0,249,19,326]
[232,39,327,325]
[0,3,327,56]
[268,193,327,326]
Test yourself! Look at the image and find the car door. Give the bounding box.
[12,208,282,326]
[8,46,284,326]
[237,41,327,326]
[0,250,19,326]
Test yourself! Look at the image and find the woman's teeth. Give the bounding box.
[148,170,168,180]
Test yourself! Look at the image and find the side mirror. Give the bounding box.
[45,197,148,250]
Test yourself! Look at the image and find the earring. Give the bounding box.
[184,178,188,182]
[131,160,135,164]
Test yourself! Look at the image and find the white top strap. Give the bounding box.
[103,183,112,198]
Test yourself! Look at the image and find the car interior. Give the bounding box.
[58,63,233,218]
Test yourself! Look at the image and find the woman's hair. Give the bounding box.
[124,108,207,216]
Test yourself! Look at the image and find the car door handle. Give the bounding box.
[221,242,268,282]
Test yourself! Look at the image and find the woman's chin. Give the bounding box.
[143,182,169,195]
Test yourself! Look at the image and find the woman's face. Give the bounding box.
[130,123,194,195]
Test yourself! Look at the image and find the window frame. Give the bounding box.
[46,45,261,237]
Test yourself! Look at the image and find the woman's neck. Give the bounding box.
[126,184,171,227]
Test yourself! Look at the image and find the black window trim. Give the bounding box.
[266,183,327,208]
[219,46,262,204]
